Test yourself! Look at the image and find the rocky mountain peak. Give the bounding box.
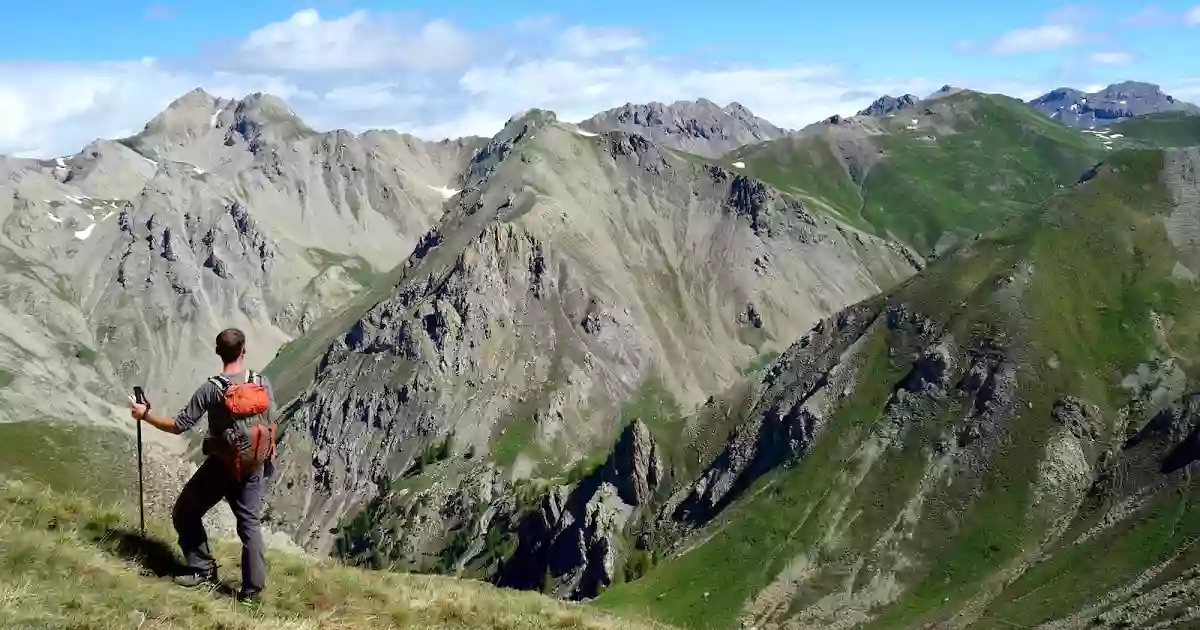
[578,98,787,158]
[1029,79,1199,128]
[857,93,920,117]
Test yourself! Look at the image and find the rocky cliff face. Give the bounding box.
[1029,81,1200,128]
[265,109,919,556]
[0,88,481,446]
[578,99,788,158]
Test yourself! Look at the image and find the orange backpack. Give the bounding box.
[209,370,275,481]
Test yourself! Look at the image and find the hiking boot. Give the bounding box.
[236,589,261,607]
[173,571,218,588]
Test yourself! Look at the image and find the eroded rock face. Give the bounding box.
[603,419,662,507]
[267,114,919,555]
[579,99,789,158]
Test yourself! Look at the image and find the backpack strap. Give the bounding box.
[208,374,231,391]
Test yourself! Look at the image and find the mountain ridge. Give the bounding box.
[1029,80,1200,129]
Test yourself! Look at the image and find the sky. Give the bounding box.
[2,1,1199,157]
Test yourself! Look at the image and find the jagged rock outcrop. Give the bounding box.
[602,419,662,507]
[495,419,662,599]
[579,99,788,157]
[857,94,919,117]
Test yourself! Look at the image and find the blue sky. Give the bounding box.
[2,1,1199,156]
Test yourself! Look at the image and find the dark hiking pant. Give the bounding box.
[172,456,270,593]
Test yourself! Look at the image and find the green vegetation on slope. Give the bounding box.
[727,91,1102,254]
[597,147,1200,630]
[0,477,673,630]
[0,421,136,504]
[1112,112,1200,148]
[304,247,382,288]
[594,329,907,630]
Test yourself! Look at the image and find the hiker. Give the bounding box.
[128,327,277,603]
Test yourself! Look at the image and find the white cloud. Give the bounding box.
[237,9,473,73]
[0,60,300,157]
[1186,5,1200,25]
[986,6,1095,55]
[1125,5,1173,27]
[1088,51,1135,65]
[0,11,1077,158]
[557,26,645,57]
[989,24,1081,54]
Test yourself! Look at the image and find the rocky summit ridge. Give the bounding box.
[1029,80,1200,128]
[578,98,790,158]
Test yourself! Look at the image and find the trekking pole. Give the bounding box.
[133,387,148,536]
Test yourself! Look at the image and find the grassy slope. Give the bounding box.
[0,421,137,504]
[725,92,1102,254]
[1111,112,1200,148]
[0,476,676,630]
[595,148,1199,629]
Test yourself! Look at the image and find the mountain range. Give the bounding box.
[2,79,1200,630]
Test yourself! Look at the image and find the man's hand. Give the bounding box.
[129,396,148,421]
[129,395,180,434]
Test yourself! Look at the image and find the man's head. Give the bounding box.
[215,328,246,364]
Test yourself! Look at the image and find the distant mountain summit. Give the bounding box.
[578,98,788,157]
[857,93,919,117]
[1028,80,1199,128]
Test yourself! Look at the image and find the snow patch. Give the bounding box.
[194,166,206,175]
[210,110,220,128]
[574,128,599,137]
[63,195,84,204]
[46,212,62,224]
[74,223,96,240]
[55,157,66,168]
[732,161,746,169]
[427,185,460,200]
[1119,100,1128,105]
[1109,133,1124,139]
[141,156,158,168]
[87,214,94,221]
[101,211,115,221]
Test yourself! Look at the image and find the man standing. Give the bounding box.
[129,328,276,603]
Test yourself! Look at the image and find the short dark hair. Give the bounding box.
[215,328,246,363]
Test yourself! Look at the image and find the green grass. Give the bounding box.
[1111,112,1200,148]
[74,343,99,365]
[0,368,13,389]
[0,421,136,504]
[0,476,676,630]
[304,247,381,288]
[490,415,540,469]
[729,91,1101,254]
[974,486,1200,628]
[740,351,780,376]
[598,147,1199,630]
[594,329,904,630]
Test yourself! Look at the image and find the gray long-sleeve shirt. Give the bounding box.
[172,369,277,437]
